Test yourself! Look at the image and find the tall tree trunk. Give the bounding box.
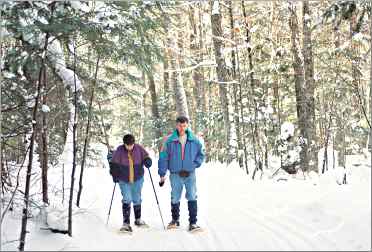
[19,32,49,251]
[198,3,210,158]
[234,32,249,173]
[210,0,233,163]
[40,1,58,207]
[163,36,170,96]
[170,17,189,118]
[41,58,48,205]
[68,40,78,237]
[350,13,364,123]
[0,13,3,236]
[97,101,111,150]
[289,3,308,172]
[76,56,100,207]
[369,11,372,153]
[147,71,162,146]
[271,1,282,159]
[228,0,243,167]
[241,1,260,176]
[140,81,149,144]
[189,4,207,133]
[302,1,317,172]
[177,15,194,126]
[334,18,346,167]
[162,13,174,132]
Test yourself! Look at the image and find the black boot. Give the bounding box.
[122,202,131,224]
[188,200,201,232]
[121,203,132,232]
[167,202,180,229]
[187,200,197,225]
[133,204,148,227]
[134,204,141,220]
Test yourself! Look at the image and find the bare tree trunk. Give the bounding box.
[302,1,317,172]
[162,13,175,132]
[97,101,111,150]
[76,56,100,207]
[210,0,233,163]
[163,37,170,96]
[170,17,189,118]
[40,1,58,207]
[189,4,206,133]
[333,18,346,167]
[289,3,308,172]
[237,65,249,174]
[198,3,210,157]
[19,32,49,251]
[147,71,162,146]
[228,0,243,167]
[68,40,78,237]
[233,2,248,173]
[0,9,3,248]
[140,79,149,144]
[270,1,282,160]
[370,11,372,153]
[241,1,260,176]
[41,57,49,205]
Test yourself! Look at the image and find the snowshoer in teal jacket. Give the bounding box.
[158,116,205,232]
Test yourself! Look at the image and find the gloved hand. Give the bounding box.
[159,176,165,187]
[112,176,119,183]
[144,157,152,168]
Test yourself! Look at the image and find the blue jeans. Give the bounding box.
[118,177,144,206]
[170,171,197,204]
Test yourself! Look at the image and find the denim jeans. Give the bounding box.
[170,171,197,204]
[118,176,144,206]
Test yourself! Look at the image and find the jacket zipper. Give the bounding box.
[180,141,183,170]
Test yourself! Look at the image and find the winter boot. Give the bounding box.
[120,202,132,233]
[188,223,201,232]
[122,202,132,223]
[188,200,201,232]
[119,223,133,233]
[167,202,180,229]
[187,200,197,225]
[133,204,148,228]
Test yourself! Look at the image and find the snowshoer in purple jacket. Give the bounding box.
[110,134,152,233]
[158,116,205,232]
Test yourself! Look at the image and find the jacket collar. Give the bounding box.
[170,128,195,142]
[122,143,136,152]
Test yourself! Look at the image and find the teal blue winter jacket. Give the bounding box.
[158,128,205,177]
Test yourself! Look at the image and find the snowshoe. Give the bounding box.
[119,223,133,234]
[134,219,149,228]
[188,224,202,233]
[167,220,180,230]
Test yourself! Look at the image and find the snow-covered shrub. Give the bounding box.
[275,122,304,174]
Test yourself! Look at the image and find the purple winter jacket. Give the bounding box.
[110,144,149,183]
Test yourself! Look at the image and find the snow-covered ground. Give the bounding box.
[2,155,371,251]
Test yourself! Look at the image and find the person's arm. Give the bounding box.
[193,140,205,168]
[139,145,152,168]
[109,147,121,182]
[158,142,169,177]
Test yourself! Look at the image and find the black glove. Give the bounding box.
[159,181,164,187]
[112,176,119,183]
[144,157,152,168]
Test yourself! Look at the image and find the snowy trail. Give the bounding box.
[2,161,370,251]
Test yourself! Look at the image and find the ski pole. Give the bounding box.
[106,183,117,225]
[147,168,166,230]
